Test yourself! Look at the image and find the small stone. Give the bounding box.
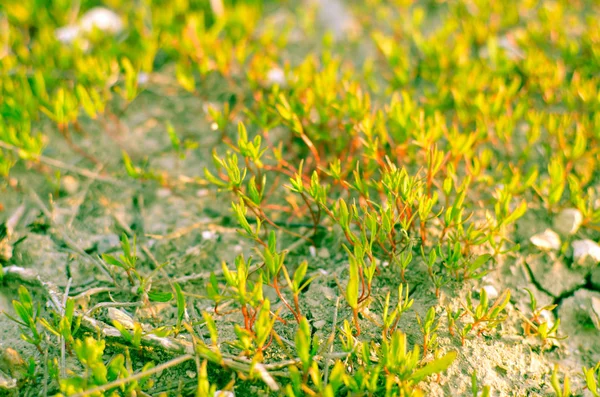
[55,25,81,44]
[313,320,327,329]
[318,247,330,258]
[79,7,124,35]
[0,371,16,390]
[156,188,172,198]
[196,189,210,198]
[186,370,196,378]
[529,229,561,250]
[214,391,234,397]
[107,308,135,329]
[137,72,149,85]
[0,347,25,377]
[554,208,583,235]
[482,285,499,300]
[309,246,317,257]
[572,239,600,267]
[266,67,286,87]
[61,175,79,195]
[0,243,12,262]
[201,230,216,240]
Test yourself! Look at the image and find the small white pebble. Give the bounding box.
[309,246,317,257]
[156,188,172,198]
[266,67,286,86]
[530,229,561,251]
[196,189,210,198]
[554,208,583,235]
[61,175,79,195]
[202,230,216,240]
[79,7,124,34]
[55,25,81,44]
[137,72,149,85]
[572,239,600,266]
[214,392,234,397]
[318,269,328,276]
[482,285,499,300]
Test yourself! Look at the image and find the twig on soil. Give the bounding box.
[1,266,294,392]
[84,301,143,317]
[0,140,125,186]
[70,286,119,301]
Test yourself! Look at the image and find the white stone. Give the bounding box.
[79,7,124,34]
[266,67,286,86]
[61,175,79,194]
[202,230,216,240]
[55,25,81,44]
[482,285,499,300]
[309,246,317,257]
[156,188,172,198]
[55,8,122,48]
[554,208,583,235]
[196,189,210,198]
[137,72,149,85]
[572,239,600,267]
[214,392,234,397]
[529,229,561,250]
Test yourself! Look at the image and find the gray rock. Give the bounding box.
[313,320,327,329]
[529,229,561,250]
[554,208,583,235]
[572,239,600,267]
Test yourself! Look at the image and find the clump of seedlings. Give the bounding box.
[1,0,600,395]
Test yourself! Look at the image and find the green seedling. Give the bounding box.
[519,288,565,346]
[446,305,464,337]
[381,283,414,338]
[551,364,571,397]
[460,288,510,344]
[471,370,491,397]
[221,254,264,332]
[281,260,314,320]
[102,233,140,286]
[416,307,439,355]
[5,286,43,353]
[583,362,600,397]
[39,297,80,351]
[57,337,154,396]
